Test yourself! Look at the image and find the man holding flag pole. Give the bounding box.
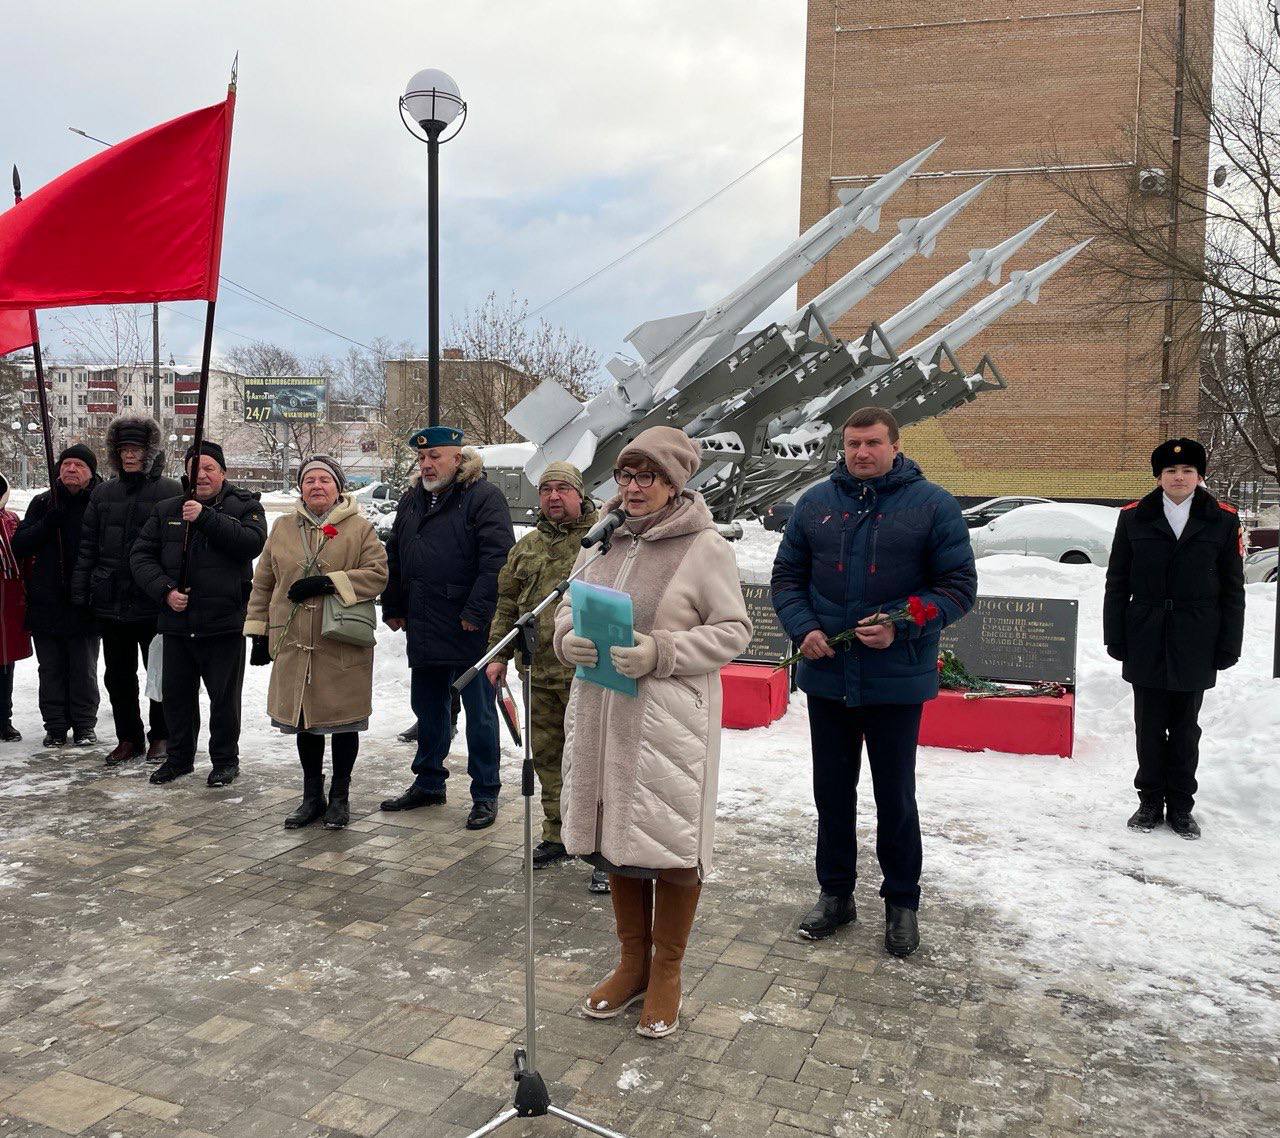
[0,66,240,757]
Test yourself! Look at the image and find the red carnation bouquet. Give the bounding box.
[774,595,940,670]
[272,519,341,654]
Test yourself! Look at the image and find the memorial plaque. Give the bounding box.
[940,595,1078,685]
[736,582,793,665]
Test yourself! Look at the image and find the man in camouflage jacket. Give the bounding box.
[486,462,597,869]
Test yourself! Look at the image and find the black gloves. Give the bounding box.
[287,575,337,603]
[249,635,271,666]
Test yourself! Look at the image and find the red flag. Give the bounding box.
[0,93,235,310]
[0,309,37,356]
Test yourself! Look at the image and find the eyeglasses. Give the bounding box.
[613,469,657,488]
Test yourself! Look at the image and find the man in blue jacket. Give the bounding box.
[380,426,515,830]
[771,407,975,957]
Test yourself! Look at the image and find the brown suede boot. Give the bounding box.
[583,876,652,1018]
[637,880,701,1038]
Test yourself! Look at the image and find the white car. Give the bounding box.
[961,494,1051,529]
[1244,547,1278,584]
[970,502,1120,566]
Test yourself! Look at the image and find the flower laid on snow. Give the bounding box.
[773,595,939,669]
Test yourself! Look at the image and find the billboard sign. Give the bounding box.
[243,376,327,423]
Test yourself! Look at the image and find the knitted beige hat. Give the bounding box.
[537,461,585,496]
[617,426,702,492]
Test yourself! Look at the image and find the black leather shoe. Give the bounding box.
[105,738,143,764]
[285,795,327,829]
[72,729,97,747]
[323,795,350,829]
[1167,811,1201,840]
[207,766,239,788]
[0,722,22,742]
[885,904,920,958]
[466,799,498,830]
[588,867,611,894]
[397,723,418,743]
[1127,801,1163,832]
[798,892,856,940]
[531,840,568,869]
[380,786,445,812]
[43,731,68,749]
[149,762,194,785]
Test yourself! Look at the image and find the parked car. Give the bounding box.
[761,500,794,532]
[276,388,320,413]
[1247,526,1278,551]
[1244,547,1278,584]
[970,502,1120,566]
[961,495,1051,529]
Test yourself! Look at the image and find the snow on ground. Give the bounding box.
[0,515,1274,1047]
[720,525,1280,1045]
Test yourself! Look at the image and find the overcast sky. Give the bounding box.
[4,1,807,371]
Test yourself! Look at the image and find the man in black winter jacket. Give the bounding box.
[131,441,266,787]
[1104,438,1246,840]
[380,426,515,829]
[12,444,102,747]
[71,414,182,765]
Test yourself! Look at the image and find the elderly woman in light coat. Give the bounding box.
[245,456,388,830]
[554,426,751,1038]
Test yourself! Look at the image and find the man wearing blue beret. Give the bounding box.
[380,425,516,829]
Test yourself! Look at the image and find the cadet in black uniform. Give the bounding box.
[1103,438,1246,839]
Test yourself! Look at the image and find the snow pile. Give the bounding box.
[719,532,1280,1042]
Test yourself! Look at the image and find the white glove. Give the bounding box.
[562,632,598,669]
[610,632,658,680]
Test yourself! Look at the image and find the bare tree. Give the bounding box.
[1052,2,1279,483]
[444,292,601,444]
[53,306,150,368]
[0,355,45,489]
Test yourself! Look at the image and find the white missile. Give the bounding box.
[773,213,1059,433]
[510,140,943,483]
[903,239,1091,364]
[794,178,990,332]
[878,211,1055,349]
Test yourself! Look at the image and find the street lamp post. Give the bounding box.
[399,69,466,428]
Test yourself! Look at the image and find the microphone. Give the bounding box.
[581,507,627,549]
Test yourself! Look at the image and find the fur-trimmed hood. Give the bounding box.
[104,414,165,477]
[407,446,486,489]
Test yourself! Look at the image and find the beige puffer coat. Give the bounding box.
[244,495,388,730]
[552,492,751,876]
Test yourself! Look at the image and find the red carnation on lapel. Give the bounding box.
[321,524,339,539]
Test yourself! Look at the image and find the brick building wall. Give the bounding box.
[800,0,1213,501]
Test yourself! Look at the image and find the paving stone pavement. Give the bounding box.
[1,737,1277,1138]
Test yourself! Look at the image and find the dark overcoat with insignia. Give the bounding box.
[1103,486,1246,691]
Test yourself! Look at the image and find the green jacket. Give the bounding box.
[488,502,598,688]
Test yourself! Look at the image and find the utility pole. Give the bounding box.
[152,303,161,425]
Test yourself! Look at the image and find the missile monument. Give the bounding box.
[497,141,1088,522]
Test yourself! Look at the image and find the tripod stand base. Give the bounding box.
[463,1049,628,1136]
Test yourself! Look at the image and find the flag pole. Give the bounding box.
[11,167,65,586]
[177,58,236,590]
[11,168,58,492]
[177,298,216,589]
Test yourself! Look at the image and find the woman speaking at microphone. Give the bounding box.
[553,426,751,1038]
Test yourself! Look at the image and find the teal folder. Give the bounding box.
[569,580,638,697]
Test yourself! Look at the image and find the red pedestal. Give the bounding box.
[721,663,790,729]
[919,689,1075,757]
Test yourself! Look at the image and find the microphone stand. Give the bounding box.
[453,534,628,1138]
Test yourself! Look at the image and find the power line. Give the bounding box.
[529,131,803,318]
